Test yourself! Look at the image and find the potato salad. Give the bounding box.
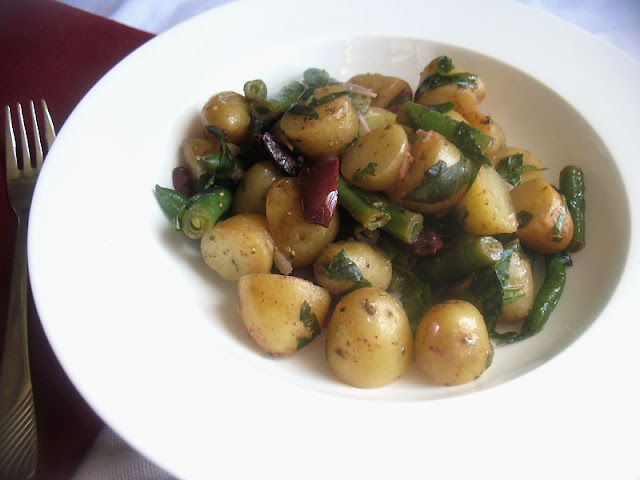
[155,56,586,388]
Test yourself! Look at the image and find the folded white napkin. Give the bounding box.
[60,0,638,479]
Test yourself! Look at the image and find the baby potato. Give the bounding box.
[388,130,468,215]
[313,240,392,294]
[415,59,486,118]
[414,300,493,386]
[465,111,506,158]
[511,178,574,254]
[359,107,397,136]
[182,137,221,179]
[202,91,251,145]
[341,124,409,191]
[266,177,339,269]
[456,164,518,235]
[326,288,413,388]
[279,85,359,156]
[238,274,331,356]
[499,244,535,324]
[347,73,412,111]
[201,214,274,283]
[491,147,546,184]
[233,161,282,215]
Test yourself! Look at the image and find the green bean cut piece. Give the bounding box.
[337,176,391,231]
[176,187,232,239]
[559,165,586,252]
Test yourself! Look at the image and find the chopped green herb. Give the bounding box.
[517,211,533,229]
[495,154,543,187]
[323,250,372,291]
[297,300,321,350]
[353,162,378,181]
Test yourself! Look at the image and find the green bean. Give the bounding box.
[355,190,424,244]
[176,187,232,239]
[415,233,503,285]
[396,102,494,152]
[559,165,586,252]
[243,79,267,102]
[520,253,569,339]
[337,176,391,231]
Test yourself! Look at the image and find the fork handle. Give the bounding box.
[0,212,34,418]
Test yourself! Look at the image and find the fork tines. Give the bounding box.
[5,100,56,175]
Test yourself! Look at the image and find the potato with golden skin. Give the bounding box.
[347,73,412,111]
[279,85,359,156]
[341,124,409,192]
[201,214,274,283]
[491,147,546,184]
[266,177,339,269]
[415,58,486,119]
[510,178,574,254]
[414,300,493,386]
[201,91,251,146]
[388,130,467,215]
[313,240,392,295]
[233,161,282,215]
[238,274,331,356]
[326,288,413,388]
[456,164,518,235]
[181,137,221,180]
[499,244,535,324]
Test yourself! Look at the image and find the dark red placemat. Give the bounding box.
[0,1,154,478]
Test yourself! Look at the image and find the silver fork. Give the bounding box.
[0,100,55,480]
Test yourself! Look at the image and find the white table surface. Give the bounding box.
[53,0,639,479]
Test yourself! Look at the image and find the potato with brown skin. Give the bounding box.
[201,214,274,283]
[313,241,392,295]
[414,300,493,386]
[266,177,339,269]
[510,178,574,254]
[201,91,251,146]
[456,164,518,235]
[238,274,331,356]
[232,161,282,215]
[326,287,413,388]
[341,124,409,192]
[279,85,359,156]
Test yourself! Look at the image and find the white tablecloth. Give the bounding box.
[55,0,639,479]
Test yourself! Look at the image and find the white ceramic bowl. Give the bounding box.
[28,0,640,478]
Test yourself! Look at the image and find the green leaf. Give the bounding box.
[435,56,454,74]
[297,300,321,350]
[452,122,490,169]
[303,68,336,88]
[353,162,378,181]
[415,71,478,100]
[403,158,471,204]
[495,154,542,187]
[323,249,372,290]
[388,265,431,334]
[287,103,319,119]
[517,211,533,229]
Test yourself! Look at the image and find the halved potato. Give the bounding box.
[238,273,331,356]
[456,164,517,235]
